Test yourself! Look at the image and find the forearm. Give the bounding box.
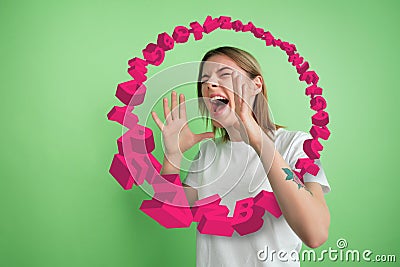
[160,153,182,175]
[160,153,199,207]
[253,132,330,248]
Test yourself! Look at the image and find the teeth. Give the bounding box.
[210,96,229,107]
[210,96,228,102]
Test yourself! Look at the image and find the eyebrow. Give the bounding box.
[201,67,233,78]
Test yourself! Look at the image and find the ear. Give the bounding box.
[252,75,263,94]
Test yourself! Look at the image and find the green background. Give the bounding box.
[1,0,399,266]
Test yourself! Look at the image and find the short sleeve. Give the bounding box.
[287,132,331,194]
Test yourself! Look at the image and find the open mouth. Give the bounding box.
[210,95,229,114]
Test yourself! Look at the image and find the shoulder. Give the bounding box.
[273,128,312,148]
[273,128,313,166]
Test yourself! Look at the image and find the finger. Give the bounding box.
[232,71,241,114]
[232,70,242,98]
[236,73,245,116]
[179,93,187,120]
[238,73,244,105]
[171,91,179,120]
[163,97,172,124]
[241,83,250,114]
[151,111,164,130]
[230,70,236,95]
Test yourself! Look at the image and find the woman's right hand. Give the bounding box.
[151,91,215,160]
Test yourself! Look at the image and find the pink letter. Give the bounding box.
[253,190,282,218]
[128,57,148,72]
[218,16,232,29]
[116,80,146,106]
[310,96,327,111]
[193,195,234,236]
[172,26,190,43]
[191,194,222,221]
[289,53,304,66]
[142,43,165,66]
[305,84,322,97]
[242,21,255,32]
[230,197,265,236]
[197,208,234,236]
[122,124,155,154]
[310,125,331,140]
[127,67,147,83]
[129,152,161,185]
[262,31,274,46]
[252,27,264,38]
[300,70,319,85]
[296,61,309,75]
[148,153,162,173]
[203,15,220,33]
[189,21,204,40]
[280,42,296,55]
[303,138,324,160]
[140,198,193,228]
[152,174,190,206]
[109,154,135,190]
[107,105,138,129]
[231,20,243,32]
[157,32,174,51]
[272,38,282,47]
[295,158,320,176]
[312,110,329,126]
[198,209,234,237]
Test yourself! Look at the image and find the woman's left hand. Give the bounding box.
[231,70,263,148]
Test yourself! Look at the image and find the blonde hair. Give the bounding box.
[197,46,285,142]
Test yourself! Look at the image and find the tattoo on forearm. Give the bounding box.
[282,168,313,196]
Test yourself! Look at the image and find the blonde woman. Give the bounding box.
[151,46,331,266]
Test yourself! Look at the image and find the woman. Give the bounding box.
[151,46,331,266]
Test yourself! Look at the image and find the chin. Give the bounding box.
[209,108,236,128]
[211,118,235,130]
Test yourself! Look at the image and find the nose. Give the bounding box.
[202,80,219,98]
[206,73,220,89]
[207,82,218,89]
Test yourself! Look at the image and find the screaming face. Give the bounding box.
[200,54,248,129]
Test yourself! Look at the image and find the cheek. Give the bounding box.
[225,91,235,108]
[220,78,233,91]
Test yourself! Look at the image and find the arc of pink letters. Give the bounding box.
[107,15,330,237]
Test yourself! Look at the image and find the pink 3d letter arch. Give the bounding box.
[107,15,331,237]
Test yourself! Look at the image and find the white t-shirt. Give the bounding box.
[183,128,331,267]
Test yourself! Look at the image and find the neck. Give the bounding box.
[225,125,244,142]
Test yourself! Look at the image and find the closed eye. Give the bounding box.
[220,73,231,77]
